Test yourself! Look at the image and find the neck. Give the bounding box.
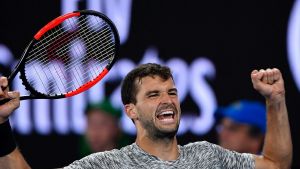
[135,133,179,161]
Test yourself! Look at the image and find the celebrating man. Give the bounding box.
[0,63,292,168]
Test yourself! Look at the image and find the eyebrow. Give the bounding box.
[145,88,178,96]
[169,88,178,93]
[145,90,160,96]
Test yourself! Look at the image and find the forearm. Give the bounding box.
[0,148,31,169]
[262,98,292,169]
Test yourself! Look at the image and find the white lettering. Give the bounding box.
[61,0,131,44]
[166,58,189,102]
[287,0,300,91]
[0,44,13,66]
[61,0,81,14]
[53,99,69,134]
[189,58,216,135]
[98,0,132,44]
[34,100,51,134]
[71,93,86,134]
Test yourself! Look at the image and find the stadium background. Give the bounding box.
[0,0,299,168]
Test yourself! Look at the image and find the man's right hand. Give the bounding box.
[0,77,20,124]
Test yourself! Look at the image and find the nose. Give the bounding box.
[160,92,173,104]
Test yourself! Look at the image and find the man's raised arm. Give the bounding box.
[251,68,292,169]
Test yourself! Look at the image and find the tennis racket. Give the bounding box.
[0,10,119,104]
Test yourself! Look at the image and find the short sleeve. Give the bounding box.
[62,152,111,169]
[208,142,255,169]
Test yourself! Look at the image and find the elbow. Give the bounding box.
[279,147,293,169]
[266,153,293,169]
[279,154,293,169]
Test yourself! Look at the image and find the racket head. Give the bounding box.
[16,10,120,99]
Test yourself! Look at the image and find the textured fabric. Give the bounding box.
[63,141,254,169]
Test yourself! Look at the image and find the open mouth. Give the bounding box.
[156,111,175,122]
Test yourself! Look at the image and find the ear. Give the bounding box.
[124,103,138,120]
[249,135,264,153]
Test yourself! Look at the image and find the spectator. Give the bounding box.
[79,98,131,157]
[215,100,266,154]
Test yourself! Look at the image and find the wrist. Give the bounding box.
[266,94,286,106]
[0,119,17,157]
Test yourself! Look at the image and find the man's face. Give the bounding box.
[133,76,181,139]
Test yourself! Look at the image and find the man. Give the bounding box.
[79,99,123,157]
[0,63,292,168]
[215,100,266,154]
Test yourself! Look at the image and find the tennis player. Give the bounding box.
[0,63,292,169]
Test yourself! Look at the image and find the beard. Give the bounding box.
[139,103,180,140]
[141,117,179,140]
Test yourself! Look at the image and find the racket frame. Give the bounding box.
[8,10,119,100]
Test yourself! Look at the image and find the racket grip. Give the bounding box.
[0,98,11,105]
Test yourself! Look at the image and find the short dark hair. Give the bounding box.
[121,63,173,105]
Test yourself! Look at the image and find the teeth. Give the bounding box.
[159,111,174,116]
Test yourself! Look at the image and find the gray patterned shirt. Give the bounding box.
[64,141,254,169]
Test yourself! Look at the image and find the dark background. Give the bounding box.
[0,0,299,168]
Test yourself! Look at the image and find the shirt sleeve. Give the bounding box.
[61,155,99,169]
[61,152,110,169]
[61,150,124,169]
[207,142,255,169]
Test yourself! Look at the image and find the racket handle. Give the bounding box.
[0,84,10,105]
[0,98,11,105]
[0,96,26,105]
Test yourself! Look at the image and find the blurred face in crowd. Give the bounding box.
[217,118,263,154]
[85,110,119,152]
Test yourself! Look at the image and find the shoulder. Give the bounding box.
[64,144,135,169]
[180,141,220,160]
[182,141,215,151]
[88,144,135,162]
[183,141,252,157]
[181,141,255,169]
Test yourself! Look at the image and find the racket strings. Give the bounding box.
[27,18,113,74]
[24,15,116,95]
[42,27,114,71]
[29,24,110,66]
[27,17,85,60]
[27,33,109,92]
[40,41,115,94]
[32,29,115,92]
[27,25,113,76]
[26,15,111,65]
[37,25,114,93]
[28,37,115,95]
[43,43,114,95]
[29,14,96,56]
